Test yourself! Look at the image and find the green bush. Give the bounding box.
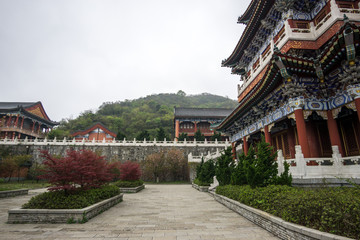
[114,180,144,188]
[194,158,215,186]
[215,147,234,186]
[22,185,120,209]
[193,178,210,186]
[216,185,360,239]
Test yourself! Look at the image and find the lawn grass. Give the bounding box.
[0,180,49,191]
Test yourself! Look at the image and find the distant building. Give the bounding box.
[0,102,58,139]
[71,122,116,141]
[174,107,232,141]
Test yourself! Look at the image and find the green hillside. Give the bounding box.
[54,91,237,140]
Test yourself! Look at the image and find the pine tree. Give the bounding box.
[156,127,167,141]
[215,147,234,186]
[194,129,205,141]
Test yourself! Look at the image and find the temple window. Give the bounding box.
[336,1,359,9]
[294,21,310,29]
[314,7,329,26]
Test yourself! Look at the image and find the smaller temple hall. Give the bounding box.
[174,107,232,141]
[71,122,116,141]
[0,102,58,139]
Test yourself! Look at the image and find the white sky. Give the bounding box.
[0,0,250,121]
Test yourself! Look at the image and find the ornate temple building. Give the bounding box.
[71,122,116,141]
[0,102,58,139]
[174,107,232,141]
[218,0,360,160]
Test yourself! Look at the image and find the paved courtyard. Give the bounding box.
[0,184,279,240]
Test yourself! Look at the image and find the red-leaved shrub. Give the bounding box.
[119,161,141,181]
[40,149,113,192]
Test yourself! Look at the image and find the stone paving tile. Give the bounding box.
[0,185,279,239]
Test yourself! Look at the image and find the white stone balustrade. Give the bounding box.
[277,145,360,179]
[0,137,230,148]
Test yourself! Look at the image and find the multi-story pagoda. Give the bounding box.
[218,0,360,160]
[0,102,58,139]
[174,107,232,141]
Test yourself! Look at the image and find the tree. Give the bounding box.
[116,131,126,141]
[194,129,205,141]
[13,155,32,182]
[177,90,186,96]
[142,149,188,182]
[215,147,234,186]
[136,130,150,141]
[210,132,222,141]
[0,157,17,182]
[230,153,247,185]
[120,161,141,181]
[47,129,70,140]
[40,149,113,193]
[142,151,166,182]
[253,137,278,187]
[27,163,45,183]
[165,148,188,182]
[156,127,167,141]
[178,133,188,141]
[195,159,215,185]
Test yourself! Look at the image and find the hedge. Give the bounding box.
[114,180,144,188]
[216,185,360,239]
[22,185,120,209]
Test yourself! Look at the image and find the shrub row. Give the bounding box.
[22,185,120,209]
[193,178,210,186]
[216,185,360,239]
[114,180,144,188]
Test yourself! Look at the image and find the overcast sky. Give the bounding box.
[0,0,250,122]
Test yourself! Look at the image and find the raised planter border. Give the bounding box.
[209,191,352,240]
[119,184,145,193]
[8,193,123,224]
[192,183,209,192]
[0,189,29,198]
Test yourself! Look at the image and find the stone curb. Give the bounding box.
[192,183,209,192]
[7,193,123,223]
[0,189,29,198]
[119,184,145,193]
[209,191,353,240]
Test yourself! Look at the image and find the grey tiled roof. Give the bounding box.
[0,102,37,110]
[174,108,233,118]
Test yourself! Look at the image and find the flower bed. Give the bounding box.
[0,189,28,198]
[215,185,360,239]
[8,193,123,223]
[115,180,145,193]
[210,191,351,240]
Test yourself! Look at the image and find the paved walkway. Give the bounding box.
[0,185,279,240]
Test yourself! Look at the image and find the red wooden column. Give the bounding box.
[231,142,237,160]
[7,116,12,127]
[294,109,310,158]
[20,117,25,129]
[31,121,36,132]
[355,98,360,122]
[243,136,249,156]
[327,110,345,156]
[175,120,180,139]
[14,114,19,128]
[264,125,271,145]
[194,121,197,132]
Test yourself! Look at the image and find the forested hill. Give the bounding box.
[55,92,237,140]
